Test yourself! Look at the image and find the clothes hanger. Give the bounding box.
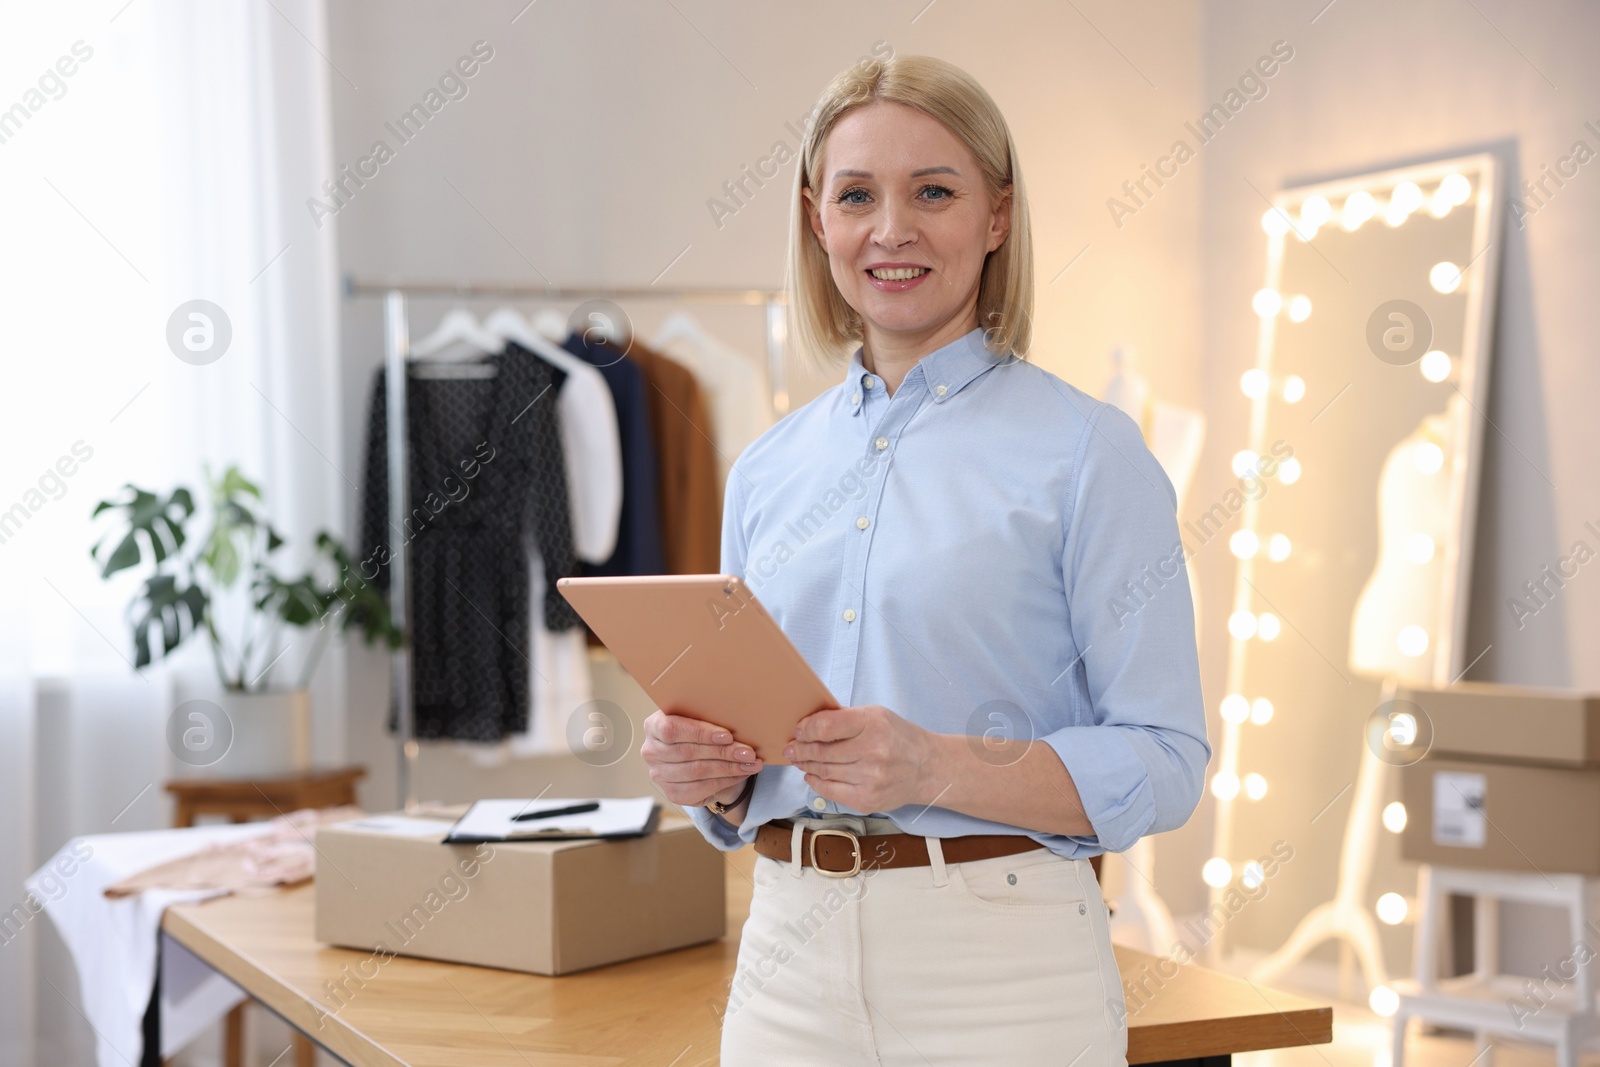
[409,308,501,378]
[531,308,569,342]
[483,306,594,376]
[652,310,708,349]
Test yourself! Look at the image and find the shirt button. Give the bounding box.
[935,384,948,396]
[863,377,876,389]
[874,436,888,450]
[842,608,857,622]
[811,797,828,811]
[855,516,869,530]
[852,392,861,405]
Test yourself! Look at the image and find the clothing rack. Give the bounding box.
[342,274,788,810]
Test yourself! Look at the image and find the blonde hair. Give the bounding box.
[785,54,1034,370]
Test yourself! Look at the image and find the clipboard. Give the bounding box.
[443,798,662,843]
[557,574,839,764]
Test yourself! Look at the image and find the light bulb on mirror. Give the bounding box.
[1244,773,1268,800]
[1250,697,1274,724]
[1376,892,1409,925]
[1430,261,1464,294]
[1202,858,1233,888]
[1256,613,1281,641]
[1229,529,1260,558]
[1420,349,1452,382]
[1370,985,1399,1018]
[1267,533,1292,561]
[1240,368,1269,398]
[1278,456,1302,484]
[1282,375,1306,402]
[1261,207,1292,238]
[1413,442,1444,475]
[1299,194,1332,229]
[1406,532,1436,564]
[1220,694,1250,723]
[1241,861,1265,888]
[1439,172,1472,206]
[1341,189,1376,231]
[1228,611,1258,640]
[1287,295,1312,322]
[1252,288,1283,317]
[1382,801,1407,833]
[1211,772,1240,800]
[1232,450,1261,477]
[1397,625,1430,657]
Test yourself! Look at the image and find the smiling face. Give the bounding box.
[803,100,1012,361]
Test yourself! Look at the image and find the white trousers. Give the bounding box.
[719,815,1129,1066]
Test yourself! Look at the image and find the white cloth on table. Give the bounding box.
[27,822,267,1067]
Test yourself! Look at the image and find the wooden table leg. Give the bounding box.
[224,1002,244,1067]
[294,1032,316,1066]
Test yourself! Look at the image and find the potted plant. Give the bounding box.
[90,465,400,778]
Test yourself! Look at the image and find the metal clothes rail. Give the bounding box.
[342,274,788,809]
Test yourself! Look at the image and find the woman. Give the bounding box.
[641,54,1210,1066]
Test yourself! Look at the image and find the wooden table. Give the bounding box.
[164,766,365,1067]
[162,845,1331,1065]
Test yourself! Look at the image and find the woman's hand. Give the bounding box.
[785,704,940,812]
[641,710,764,808]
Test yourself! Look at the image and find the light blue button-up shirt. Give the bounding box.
[684,327,1211,858]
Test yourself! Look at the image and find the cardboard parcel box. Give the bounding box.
[1397,681,1600,767]
[315,809,725,975]
[1398,756,1600,875]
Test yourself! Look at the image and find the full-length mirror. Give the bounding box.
[1208,153,1504,982]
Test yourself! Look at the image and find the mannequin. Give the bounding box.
[1100,344,1207,956]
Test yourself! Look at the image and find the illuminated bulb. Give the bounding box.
[1398,625,1430,657]
[1211,772,1240,800]
[1257,613,1281,641]
[1240,368,1269,398]
[1278,456,1302,484]
[1244,773,1268,800]
[1233,450,1261,477]
[1387,712,1419,748]
[1428,183,1454,217]
[1230,529,1260,558]
[1261,207,1292,238]
[1383,801,1408,833]
[1341,189,1376,230]
[1253,288,1283,317]
[1407,532,1436,564]
[1420,349,1452,382]
[1430,261,1463,294]
[1220,694,1250,723]
[1370,985,1400,1018]
[1300,194,1332,229]
[1229,611,1258,640]
[1287,295,1313,322]
[1282,375,1306,402]
[1439,173,1472,206]
[1414,442,1444,475]
[1202,858,1233,888]
[1392,181,1423,214]
[1250,697,1274,724]
[1376,892,1409,925]
[1268,533,1292,561]
[1241,861,1265,889]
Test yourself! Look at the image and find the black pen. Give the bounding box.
[512,801,601,822]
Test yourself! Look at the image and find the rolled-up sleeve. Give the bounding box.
[1040,402,1212,854]
[683,462,758,850]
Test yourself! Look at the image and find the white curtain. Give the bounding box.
[0,2,343,1063]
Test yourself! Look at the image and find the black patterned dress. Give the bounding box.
[360,348,581,741]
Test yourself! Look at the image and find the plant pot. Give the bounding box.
[168,688,311,780]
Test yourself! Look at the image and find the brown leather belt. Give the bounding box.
[753,818,1046,878]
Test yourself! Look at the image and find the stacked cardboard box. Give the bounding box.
[1396,681,1600,875]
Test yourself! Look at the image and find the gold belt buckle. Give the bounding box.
[807,827,863,877]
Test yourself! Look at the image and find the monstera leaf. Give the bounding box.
[128,572,209,669]
[90,485,195,578]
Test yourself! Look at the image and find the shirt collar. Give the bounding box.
[843,327,1014,415]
